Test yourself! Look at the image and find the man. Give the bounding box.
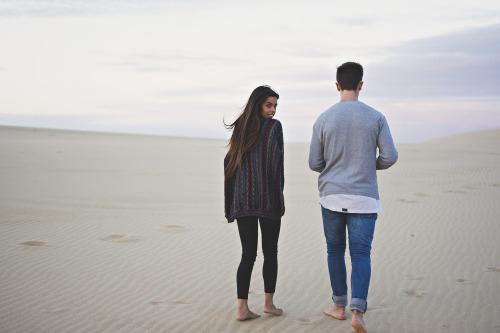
[308,62,398,333]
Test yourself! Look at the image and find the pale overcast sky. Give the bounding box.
[0,0,499,142]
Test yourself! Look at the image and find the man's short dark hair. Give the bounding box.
[336,62,363,91]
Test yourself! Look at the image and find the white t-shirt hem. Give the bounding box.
[319,194,382,214]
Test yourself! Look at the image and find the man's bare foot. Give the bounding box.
[236,309,261,321]
[263,304,283,316]
[351,310,367,333]
[323,305,346,320]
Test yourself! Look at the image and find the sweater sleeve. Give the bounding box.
[309,125,326,172]
[376,116,398,170]
[223,154,234,220]
[277,121,284,191]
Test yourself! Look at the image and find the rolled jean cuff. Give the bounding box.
[350,298,367,313]
[332,294,348,307]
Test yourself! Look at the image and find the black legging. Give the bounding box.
[236,216,281,299]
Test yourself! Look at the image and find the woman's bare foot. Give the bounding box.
[263,293,283,316]
[263,304,283,316]
[351,310,367,333]
[323,305,346,320]
[236,309,261,321]
[237,299,261,321]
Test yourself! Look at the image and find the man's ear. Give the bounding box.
[358,81,364,91]
[336,82,342,92]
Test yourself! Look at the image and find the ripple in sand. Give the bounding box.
[42,307,67,313]
[19,241,47,246]
[150,301,165,306]
[155,225,187,233]
[403,289,424,297]
[100,234,142,242]
[487,267,500,272]
[413,193,429,197]
[444,190,466,194]
[405,275,424,280]
[173,301,192,305]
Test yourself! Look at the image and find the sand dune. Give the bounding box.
[1,125,499,332]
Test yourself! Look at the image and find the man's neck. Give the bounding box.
[339,90,359,102]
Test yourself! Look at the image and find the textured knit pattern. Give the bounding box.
[309,101,398,200]
[225,118,285,222]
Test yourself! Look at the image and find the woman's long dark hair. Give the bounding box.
[224,85,279,179]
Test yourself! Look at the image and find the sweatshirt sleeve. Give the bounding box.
[376,116,398,170]
[309,125,326,172]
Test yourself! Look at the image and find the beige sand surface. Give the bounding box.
[1,125,499,332]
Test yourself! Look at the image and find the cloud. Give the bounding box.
[0,0,109,17]
[155,86,244,98]
[445,7,500,22]
[336,17,375,26]
[365,24,500,99]
[0,104,229,139]
[0,0,238,17]
[0,0,176,17]
[101,52,244,73]
[381,98,500,143]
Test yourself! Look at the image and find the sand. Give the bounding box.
[1,125,499,333]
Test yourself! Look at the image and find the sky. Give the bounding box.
[0,0,499,143]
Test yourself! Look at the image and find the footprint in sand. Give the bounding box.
[456,278,474,284]
[100,234,142,243]
[296,318,313,325]
[155,225,187,233]
[396,199,416,203]
[373,304,390,311]
[403,289,424,298]
[19,241,48,246]
[487,267,500,272]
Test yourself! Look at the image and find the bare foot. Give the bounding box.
[263,304,283,316]
[323,305,346,320]
[236,299,261,321]
[236,309,261,321]
[351,310,367,333]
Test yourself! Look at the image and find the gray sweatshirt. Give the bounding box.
[308,101,398,200]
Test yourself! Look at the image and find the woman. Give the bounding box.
[224,85,285,321]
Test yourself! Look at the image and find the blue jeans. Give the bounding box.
[321,206,377,313]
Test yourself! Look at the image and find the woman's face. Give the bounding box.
[261,96,278,119]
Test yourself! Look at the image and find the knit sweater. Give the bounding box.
[309,101,398,200]
[224,118,285,222]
